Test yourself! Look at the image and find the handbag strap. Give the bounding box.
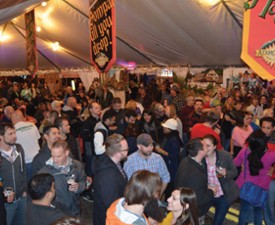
[244,148,248,179]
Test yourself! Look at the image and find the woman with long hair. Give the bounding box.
[203,134,239,225]
[140,109,163,145]
[234,130,275,225]
[230,111,254,158]
[161,187,199,225]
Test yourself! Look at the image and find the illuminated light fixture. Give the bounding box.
[0,32,3,42]
[196,0,220,6]
[0,32,9,42]
[71,80,76,91]
[41,1,47,7]
[36,26,41,32]
[52,42,60,51]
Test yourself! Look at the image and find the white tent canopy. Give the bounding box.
[0,0,245,71]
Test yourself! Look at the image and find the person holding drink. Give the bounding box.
[38,140,86,216]
[0,122,27,225]
[203,134,239,225]
[1,177,7,225]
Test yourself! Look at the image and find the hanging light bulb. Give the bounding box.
[71,80,76,91]
[0,32,9,42]
[41,1,47,7]
[36,26,41,32]
[196,0,220,6]
[52,42,60,51]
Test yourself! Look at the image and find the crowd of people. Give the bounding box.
[0,76,274,225]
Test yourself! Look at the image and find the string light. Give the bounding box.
[41,1,47,7]
[36,26,41,32]
[52,42,60,51]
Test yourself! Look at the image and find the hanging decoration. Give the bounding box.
[89,0,116,73]
[25,9,38,77]
[241,0,275,81]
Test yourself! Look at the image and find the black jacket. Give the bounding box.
[32,144,51,175]
[161,130,182,182]
[80,115,100,143]
[99,91,113,109]
[175,156,214,216]
[27,201,67,225]
[66,134,81,161]
[0,144,27,200]
[92,153,127,225]
[0,183,6,225]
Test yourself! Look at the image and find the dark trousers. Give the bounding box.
[212,195,230,225]
[238,199,263,225]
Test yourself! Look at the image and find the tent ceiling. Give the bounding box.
[0,0,245,71]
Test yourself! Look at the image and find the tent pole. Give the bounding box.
[10,22,61,72]
[12,23,91,68]
[221,0,242,29]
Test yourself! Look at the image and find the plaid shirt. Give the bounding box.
[172,95,185,116]
[123,151,170,183]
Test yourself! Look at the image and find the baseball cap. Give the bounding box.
[137,133,155,147]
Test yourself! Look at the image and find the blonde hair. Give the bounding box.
[262,108,274,118]
[125,100,137,110]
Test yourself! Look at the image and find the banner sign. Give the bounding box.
[241,0,275,81]
[25,9,38,76]
[89,0,116,73]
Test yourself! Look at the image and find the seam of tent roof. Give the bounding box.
[61,0,160,66]
[221,0,242,29]
[10,21,62,71]
[12,22,92,68]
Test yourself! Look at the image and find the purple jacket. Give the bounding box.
[234,147,275,190]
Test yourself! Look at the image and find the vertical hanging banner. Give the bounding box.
[241,0,275,81]
[89,0,116,73]
[25,9,38,76]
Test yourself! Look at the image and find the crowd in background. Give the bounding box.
[0,75,274,225]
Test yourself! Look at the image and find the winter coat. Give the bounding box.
[92,153,127,225]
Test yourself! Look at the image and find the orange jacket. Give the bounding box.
[106,198,149,225]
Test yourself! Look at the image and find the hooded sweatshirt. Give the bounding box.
[106,198,149,225]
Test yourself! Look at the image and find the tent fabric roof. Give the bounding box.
[0,0,245,71]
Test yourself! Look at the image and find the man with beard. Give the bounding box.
[0,122,27,225]
[54,117,81,161]
[123,133,170,195]
[92,134,128,225]
[32,125,61,175]
[183,99,205,145]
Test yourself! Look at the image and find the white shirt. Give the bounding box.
[15,121,41,163]
[94,131,106,155]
